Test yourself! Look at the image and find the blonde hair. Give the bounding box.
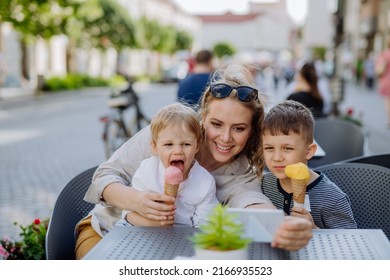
[150,103,202,147]
[198,63,266,177]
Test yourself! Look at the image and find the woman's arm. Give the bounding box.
[126,211,174,227]
[102,182,175,220]
[84,126,175,219]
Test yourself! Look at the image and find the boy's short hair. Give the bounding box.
[150,103,202,147]
[263,100,314,144]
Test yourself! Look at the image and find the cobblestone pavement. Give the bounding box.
[0,88,109,239]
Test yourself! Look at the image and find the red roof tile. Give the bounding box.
[197,11,263,23]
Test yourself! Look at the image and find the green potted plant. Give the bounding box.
[189,204,252,260]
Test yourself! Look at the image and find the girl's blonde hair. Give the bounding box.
[150,103,202,147]
[198,63,266,177]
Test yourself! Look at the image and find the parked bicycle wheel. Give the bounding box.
[100,78,150,158]
[101,116,131,159]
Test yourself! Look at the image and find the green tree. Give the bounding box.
[0,0,83,79]
[175,30,193,52]
[138,17,175,53]
[0,0,137,77]
[78,0,136,50]
[312,46,327,61]
[213,41,236,59]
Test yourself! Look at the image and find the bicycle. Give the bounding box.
[100,79,150,158]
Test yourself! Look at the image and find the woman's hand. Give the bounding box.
[290,206,318,229]
[271,216,313,251]
[102,183,176,221]
[126,211,174,227]
[132,190,176,221]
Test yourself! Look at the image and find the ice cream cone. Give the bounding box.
[164,165,183,205]
[291,179,307,205]
[164,183,179,205]
[285,162,310,207]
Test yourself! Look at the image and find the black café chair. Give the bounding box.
[309,119,365,168]
[341,153,390,169]
[316,162,390,240]
[45,166,97,260]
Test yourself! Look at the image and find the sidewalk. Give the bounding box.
[0,87,35,100]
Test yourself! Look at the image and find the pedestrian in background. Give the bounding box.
[355,56,364,85]
[286,62,325,118]
[363,53,375,90]
[177,49,214,106]
[376,38,390,128]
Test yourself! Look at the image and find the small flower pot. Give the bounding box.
[194,247,248,260]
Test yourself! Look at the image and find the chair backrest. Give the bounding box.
[309,119,365,168]
[316,162,390,239]
[45,166,97,260]
[342,153,390,169]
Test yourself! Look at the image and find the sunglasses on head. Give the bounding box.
[210,83,258,102]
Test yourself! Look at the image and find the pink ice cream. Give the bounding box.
[164,166,183,204]
[164,166,183,184]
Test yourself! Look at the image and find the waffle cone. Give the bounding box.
[291,179,308,204]
[164,183,179,205]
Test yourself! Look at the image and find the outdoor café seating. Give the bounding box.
[341,153,390,169]
[46,160,390,260]
[45,166,96,260]
[308,119,365,168]
[316,162,390,239]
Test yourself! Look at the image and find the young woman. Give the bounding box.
[75,63,313,259]
[287,62,325,118]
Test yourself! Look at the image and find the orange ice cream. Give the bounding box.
[285,162,310,206]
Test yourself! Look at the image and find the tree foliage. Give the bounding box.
[213,41,236,58]
[175,30,193,52]
[0,0,83,42]
[0,0,136,50]
[138,17,193,54]
[78,0,136,50]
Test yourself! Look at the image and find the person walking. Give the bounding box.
[286,62,325,118]
[177,49,214,106]
[376,38,390,128]
[363,53,376,90]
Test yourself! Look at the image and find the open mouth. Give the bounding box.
[170,160,184,172]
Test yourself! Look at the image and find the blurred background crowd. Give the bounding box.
[0,1,389,101]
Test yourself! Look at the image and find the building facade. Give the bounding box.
[198,0,297,60]
[1,0,202,87]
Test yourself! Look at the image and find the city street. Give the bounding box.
[0,83,177,240]
[1,79,389,241]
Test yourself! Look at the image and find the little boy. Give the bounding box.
[119,103,218,227]
[261,100,357,229]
